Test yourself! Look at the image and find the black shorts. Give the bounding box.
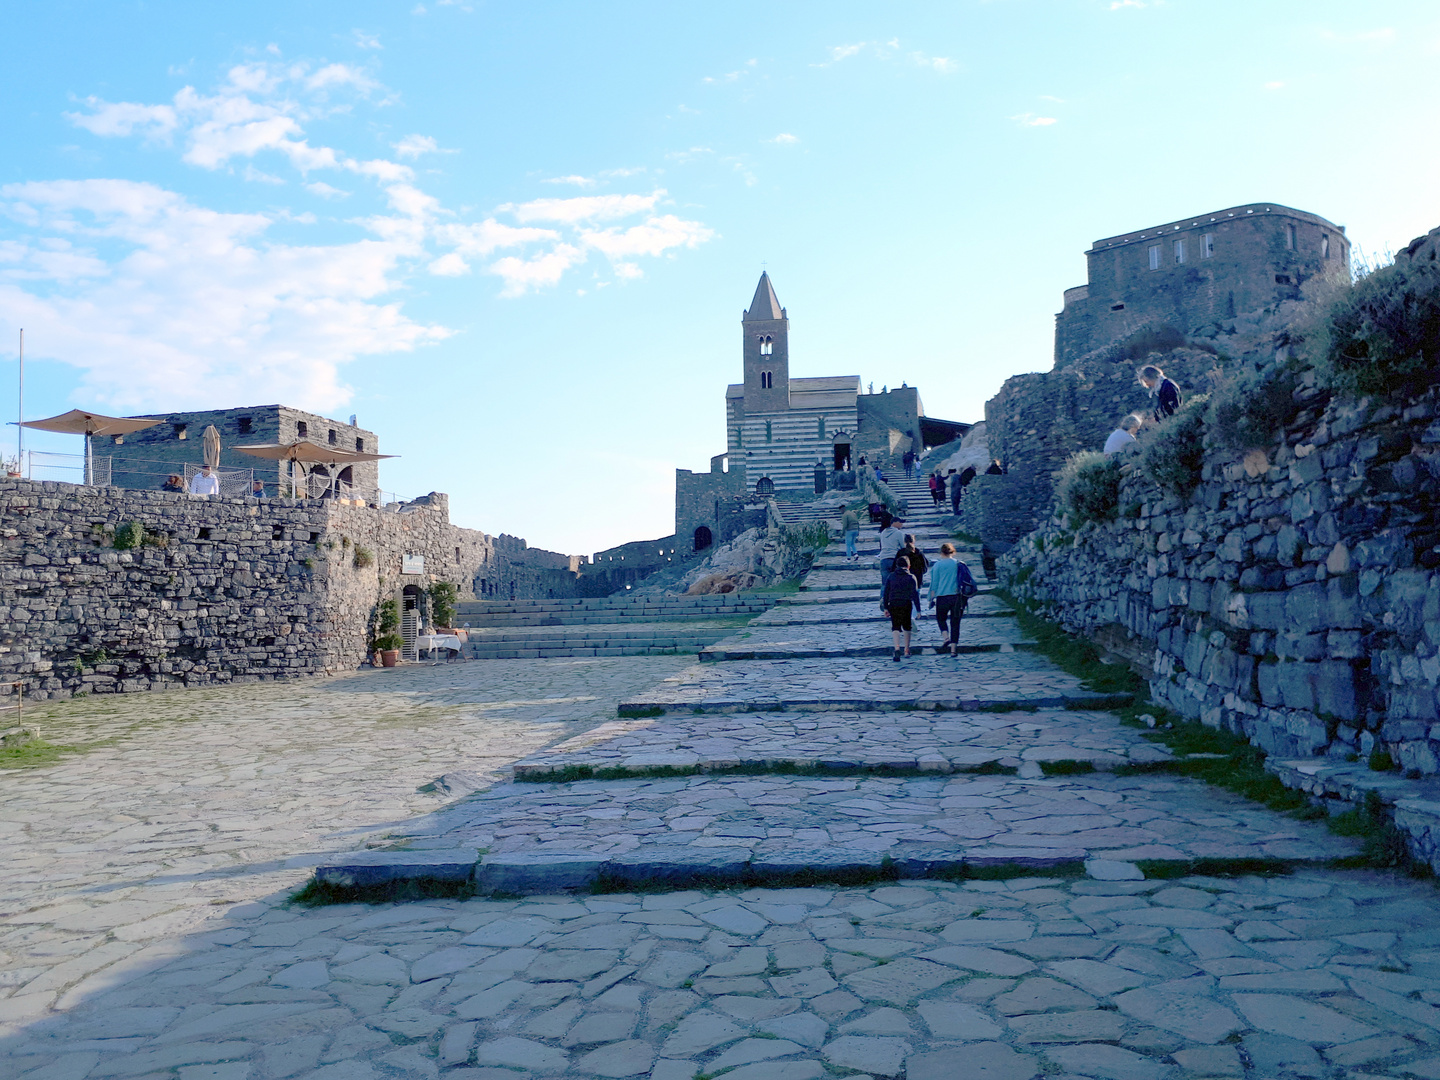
[888,607,913,632]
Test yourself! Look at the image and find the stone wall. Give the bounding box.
[1002,380,1440,774]
[0,480,589,699]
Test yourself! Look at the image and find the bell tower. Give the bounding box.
[742,272,789,413]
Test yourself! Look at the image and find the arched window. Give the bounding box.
[817,416,826,439]
[760,335,773,356]
[760,371,773,389]
[693,526,713,552]
[755,476,774,495]
[765,420,773,443]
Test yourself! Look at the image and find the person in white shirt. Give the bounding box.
[1103,414,1143,455]
[189,464,221,497]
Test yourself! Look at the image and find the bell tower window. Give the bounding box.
[759,335,773,356]
[760,371,773,389]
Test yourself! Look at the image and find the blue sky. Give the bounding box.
[2,0,1437,554]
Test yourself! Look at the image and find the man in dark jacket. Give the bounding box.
[881,560,921,661]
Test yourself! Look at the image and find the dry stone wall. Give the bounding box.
[1003,382,1440,774]
[0,481,586,699]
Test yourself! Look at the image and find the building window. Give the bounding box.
[173,423,187,440]
[734,427,742,447]
[1285,224,1296,250]
[1202,233,1214,259]
[818,417,826,438]
[1148,245,1160,271]
[1321,234,1330,259]
[237,417,253,435]
[760,335,773,356]
[296,421,308,438]
[760,371,773,389]
[328,429,337,445]
[356,437,364,452]
[111,434,124,445]
[1110,302,1125,311]
[1173,239,1186,265]
[765,420,773,443]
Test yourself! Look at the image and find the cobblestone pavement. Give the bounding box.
[5,534,1438,1079]
[0,659,686,1029]
[9,869,1440,1079]
[511,711,1173,779]
[618,654,1124,713]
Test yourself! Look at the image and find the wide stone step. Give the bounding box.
[323,764,1359,894]
[510,708,1172,780]
[464,642,718,659]
[757,595,1014,624]
[616,654,1132,715]
[699,618,1035,661]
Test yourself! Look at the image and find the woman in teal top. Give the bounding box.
[927,542,976,656]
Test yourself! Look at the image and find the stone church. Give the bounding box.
[674,273,969,553]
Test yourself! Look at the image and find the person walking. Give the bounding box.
[928,472,943,508]
[878,516,906,585]
[881,556,921,661]
[985,459,1004,476]
[949,469,964,515]
[189,464,220,497]
[900,534,928,588]
[840,505,861,562]
[1104,414,1143,455]
[903,449,915,480]
[928,542,978,656]
[1137,364,1182,421]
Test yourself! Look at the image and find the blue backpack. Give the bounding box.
[957,560,979,598]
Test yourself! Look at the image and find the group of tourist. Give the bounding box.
[874,514,978,661]
[159,465,268,499]
[1104,364,1184,455]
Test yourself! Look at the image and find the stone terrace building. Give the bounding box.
[1054,202,1351,365]
[107,406,380,501]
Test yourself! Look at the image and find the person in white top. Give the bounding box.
[189,464,221,497]
[1103,414,1143,455]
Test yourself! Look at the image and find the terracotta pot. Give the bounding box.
[380,649,400,668]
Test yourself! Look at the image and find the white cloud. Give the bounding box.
[1110,0,1146,9]
[436,219,559,256]
[353,30,382,49]
[768,133,799,145]
[1263,80,1285,90]
[0,179,447,412]
[580,215,715,260]
[393,133,451,159]
[65,97,178,140]
[243,165,285,184]
[1011,113,1058,127]
[305,63,379,93]
[910,53,957,73]
[305,181,349,198]
[542,175,597,187]
[488,244,585,297]
[828,43,865,63]
[502,191,663,225]
[428,252,470,276]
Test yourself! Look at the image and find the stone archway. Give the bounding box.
[693,526,713,552]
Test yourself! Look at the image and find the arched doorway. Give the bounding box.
[693,526,713,552]
[755,476,774,495]
[337,465,354,499]
[401,584,422,658]
[832,431,852,472]
[309,464,330,499]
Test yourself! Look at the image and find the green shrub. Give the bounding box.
[112,521,145,550]
[779,521,830,554]
[1056,451,1122,526]
[1318,258,1440,397]
[428,582,459,628]
[353,546,374,569]
[372,633,404,652]
[377,598,400,634]
[1207,362,1304,451]
[1139,394,1210,496]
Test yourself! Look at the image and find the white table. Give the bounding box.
[415,634,463,657]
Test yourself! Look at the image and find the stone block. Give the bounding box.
[315,849,479,887]
[476,853,603,893]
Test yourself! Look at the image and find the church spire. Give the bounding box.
[743,272,784,322]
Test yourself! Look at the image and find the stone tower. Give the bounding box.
[742,272,789,413]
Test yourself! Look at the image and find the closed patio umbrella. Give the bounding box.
[17,409,162,485]
[202,425,221,468]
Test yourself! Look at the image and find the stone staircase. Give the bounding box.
[772,469,955,528]
[456,594,777,659]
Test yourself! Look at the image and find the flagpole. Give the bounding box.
[16,329,22,479]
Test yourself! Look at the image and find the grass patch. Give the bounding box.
[1136,857,1295,880]
[932,861,1087,883]
[1328,790,1416,871]
[998,591,1144,699]
[289,876,478,907]
[1039,759,1096,777]
[0,738,81,769]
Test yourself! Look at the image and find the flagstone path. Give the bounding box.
[6,525,1439,1079]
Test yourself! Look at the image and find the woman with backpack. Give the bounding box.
[927,542,979,656]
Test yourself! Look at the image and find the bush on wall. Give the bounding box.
[1207,361,1304,451]
[1056,451,1122,526]
[1318,258,1440,397]
[1140,394,1210,496]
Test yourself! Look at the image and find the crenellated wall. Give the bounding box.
[1002,381,1440,774]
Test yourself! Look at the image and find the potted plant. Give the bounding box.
[373,633,404,667]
